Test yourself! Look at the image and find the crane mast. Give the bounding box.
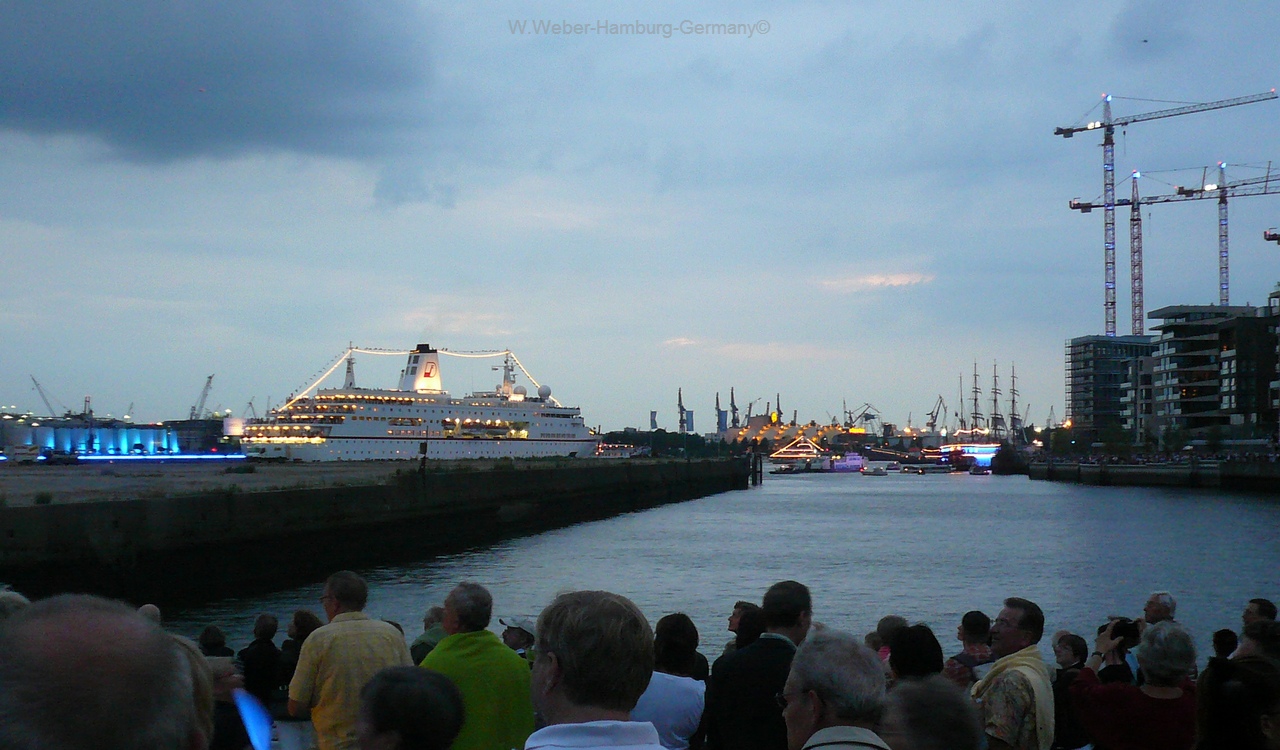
[190,375,214,420]
[1071,163,1280,307]
[1056,89,1277,335]
[1130,175,1144,334]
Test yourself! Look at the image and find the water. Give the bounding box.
[167,472,1280,662]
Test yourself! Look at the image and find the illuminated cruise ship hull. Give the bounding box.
[239,345,597,462]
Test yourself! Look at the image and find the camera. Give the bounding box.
[1098,617,1141,644]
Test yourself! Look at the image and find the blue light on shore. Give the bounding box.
[0,453,248,462]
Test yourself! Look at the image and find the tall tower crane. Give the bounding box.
[189,375,214,420]
[1070,164,1280,315]
[1055,89,1277,336]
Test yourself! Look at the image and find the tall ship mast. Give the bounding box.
[989,361,1005,440]
[239,343,597,461]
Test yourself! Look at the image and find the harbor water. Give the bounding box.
[167,470,1280,661]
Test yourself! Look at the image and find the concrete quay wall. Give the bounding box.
[1029,460,1280,492]
[0,459,749,601]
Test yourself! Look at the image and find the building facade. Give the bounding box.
[1146,304,1273,440]
[1065,335,1156,443]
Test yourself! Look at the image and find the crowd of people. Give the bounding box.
[0,579,1278,750]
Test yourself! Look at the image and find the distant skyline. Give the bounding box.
[3,1,1279,431]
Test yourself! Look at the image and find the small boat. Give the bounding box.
[830,454,866,473]
[968,464,991,475]
[886,461,902,472]
[861,465,888,476]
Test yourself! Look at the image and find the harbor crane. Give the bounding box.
[30,376,66,417]
[925,395,947,434]
[1055,89,1277,336]
[189,375,214,420]
[1070,164,1280,319]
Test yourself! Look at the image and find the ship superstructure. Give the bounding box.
[240,344,596,461]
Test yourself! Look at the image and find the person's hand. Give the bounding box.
[1136,618,1148,635]
[1095,621,1122,655]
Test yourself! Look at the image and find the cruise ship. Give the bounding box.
[239,344,598,461]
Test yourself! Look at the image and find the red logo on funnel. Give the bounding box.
[422,362,438,377]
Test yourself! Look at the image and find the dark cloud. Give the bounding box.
[0,1,435,161]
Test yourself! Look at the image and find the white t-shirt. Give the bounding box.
[525,720,667,750]
[629,672,706,750]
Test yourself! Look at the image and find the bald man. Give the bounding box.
[0,594,205,750]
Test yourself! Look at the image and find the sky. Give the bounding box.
[3,1,1279,432]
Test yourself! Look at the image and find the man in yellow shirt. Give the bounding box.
[289,571,413,750]
[421,582,535,750]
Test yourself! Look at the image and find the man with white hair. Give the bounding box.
[1142,591,1177,628]
[779,629,890,750]
[421,582,535,750]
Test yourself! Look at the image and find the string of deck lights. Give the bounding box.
[279,346,559,412]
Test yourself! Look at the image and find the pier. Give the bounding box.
[1028,459,1280,492]
[0,458,750,602]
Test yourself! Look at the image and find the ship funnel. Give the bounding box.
[399,344,443,393]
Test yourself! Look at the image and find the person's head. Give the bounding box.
[0,588,31,621]
[763,581,813,642]
[877,615,908,648]
[532,590,653,723]
[1215,628,1241,660]
[1053,634,1088,668]
[323,570,369,619]
[1135,621,1196,686]
[1144,591,1177,624]
[0,594,203,750]
[989,597,1044,658]
[198,624,227,655]
[499,617,536,651]
[253,613,279,641]
[864,631,884,652]
[1238,620,1280,661]
[781,629,885,750]
[957,611,989,645]
[1196,655,1280,750]
[1246,598,1278,628]
[357,666,465,750]
[888,624,944,680]
[423,606,446,630]
[736,604,767,649]
[654,613,700,677]
[443,582,492,635]
[137,603,162,624]
[291,609,324,642]
[729,600,758,633]
[879,674,984,750]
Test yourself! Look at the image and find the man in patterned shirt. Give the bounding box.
[970,598,1053,750]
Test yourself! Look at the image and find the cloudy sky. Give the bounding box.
[3,1,1279,431]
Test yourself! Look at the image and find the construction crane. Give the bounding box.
[1070,164,1280,315]
[189,375,214,420]
[1055,89,1278,336]
[30,376,63,417]
[925,395,947,434]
